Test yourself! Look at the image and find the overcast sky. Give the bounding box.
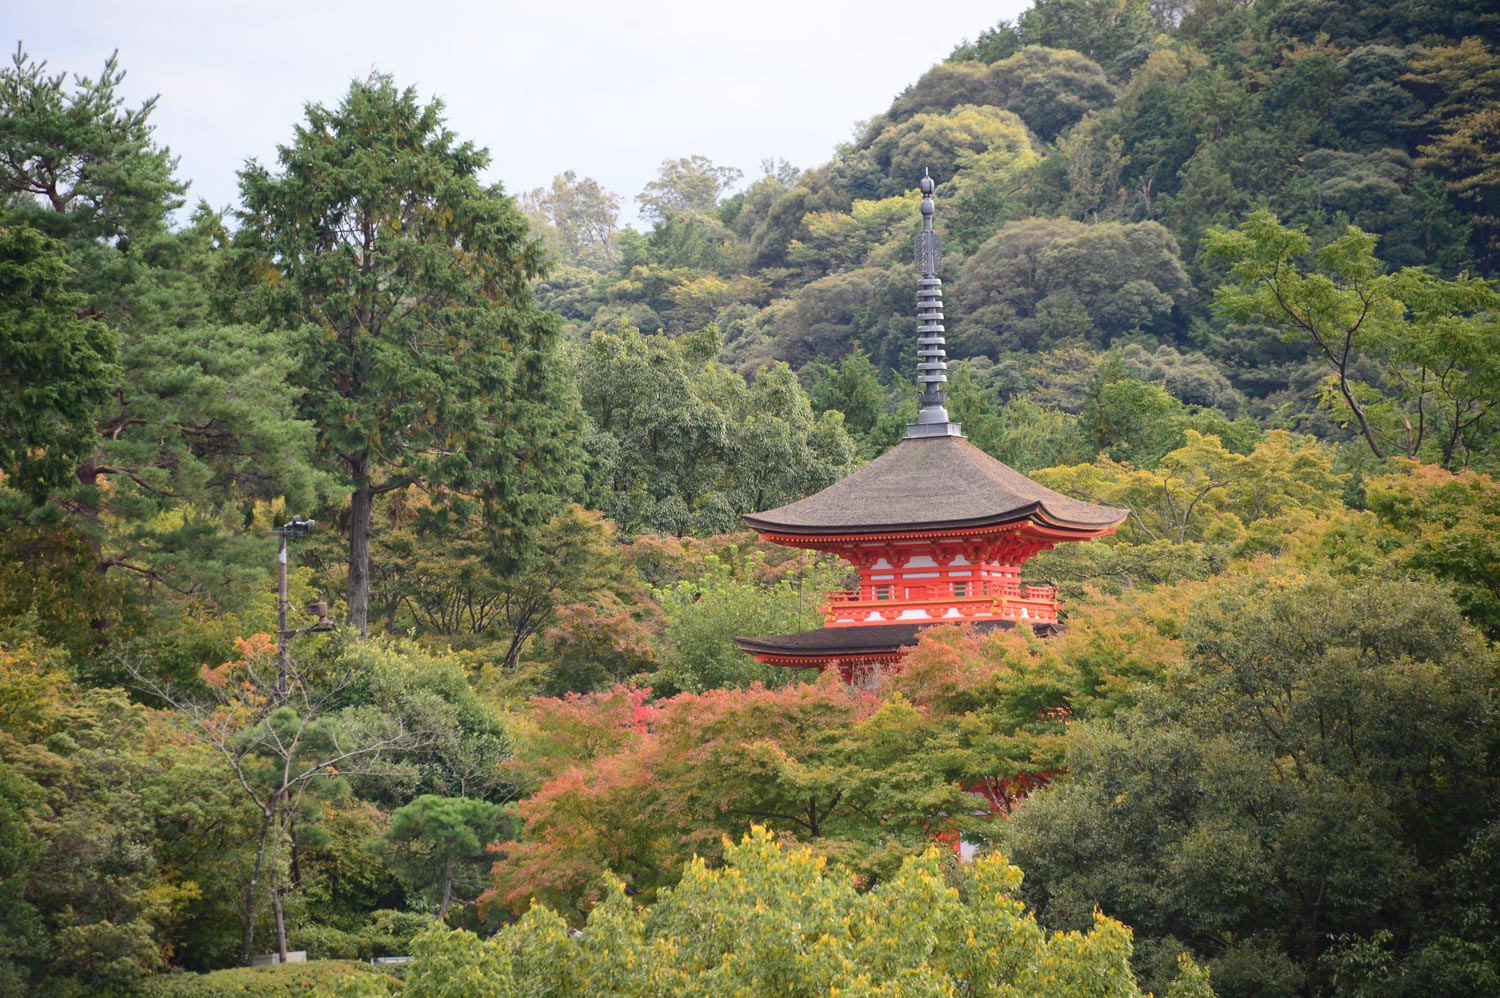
[11,0,1029,227]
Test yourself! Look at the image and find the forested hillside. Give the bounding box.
[2,1,1499,995]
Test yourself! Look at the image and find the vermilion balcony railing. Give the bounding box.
[821,582,1059,626]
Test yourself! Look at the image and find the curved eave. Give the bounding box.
[751,651,902,668]
[734,618,1059,667]
[748,516,1120,547]
[732,628,936,659]
[740,435,1127,537]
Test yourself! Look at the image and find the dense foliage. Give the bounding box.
[3,2,1499,995]
[407,827,1211,998]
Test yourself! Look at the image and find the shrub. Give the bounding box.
[141,961,401,997]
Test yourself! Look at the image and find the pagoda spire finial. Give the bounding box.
[908,169,962,439]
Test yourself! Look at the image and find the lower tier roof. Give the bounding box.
[735,619,1058,663]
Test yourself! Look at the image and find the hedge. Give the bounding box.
[141,960,402,997]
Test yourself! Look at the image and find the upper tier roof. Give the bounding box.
[742,434,1126,536]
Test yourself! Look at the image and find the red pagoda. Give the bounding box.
[735,173,1126,686]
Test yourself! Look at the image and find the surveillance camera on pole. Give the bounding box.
[271,516,333,696]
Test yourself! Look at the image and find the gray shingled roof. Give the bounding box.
[735,619,1062,659]
[742,434,1126,535]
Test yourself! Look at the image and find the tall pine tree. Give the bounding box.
[1,48,319,653]
[236,75,582,633]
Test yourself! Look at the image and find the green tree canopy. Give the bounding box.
[1207,210,1500,465]
[989,45,1119,141]
[371,501,634,670]
[0,225,116,502]
[767,265,916,370]
[891,47,1116,143]
[0,47,322,654]
[954,218,1192,354]
[378,795,515,921]
[576,324,856,536]
[635,155,743,223]
[1013,0,1160,77]
[0,46,181,253]
[236,74,583,633]
[865,105,1036,198]
[1001,570,1500,997]
[520,170,621,269]
[417,827,1205,997]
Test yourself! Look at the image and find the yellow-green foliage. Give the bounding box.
[1030,430,1347,591]
[143,960,402,997]
[405,826,1210,997]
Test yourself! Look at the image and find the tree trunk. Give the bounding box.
[437,854,453,921]
[75,460,115,630]
[347,451,373,636]
[1338,375,1387,461]
[290,819,303,888]
[75,460,105,568]
[272,882,289,963]
[240,807,274,965]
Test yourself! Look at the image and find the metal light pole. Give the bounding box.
[271,516,329,698]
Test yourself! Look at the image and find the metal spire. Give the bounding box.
[907,169,963,439]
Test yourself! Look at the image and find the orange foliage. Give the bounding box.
[487,677,875,920]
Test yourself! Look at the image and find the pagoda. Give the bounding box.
[735,173,1126,686]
